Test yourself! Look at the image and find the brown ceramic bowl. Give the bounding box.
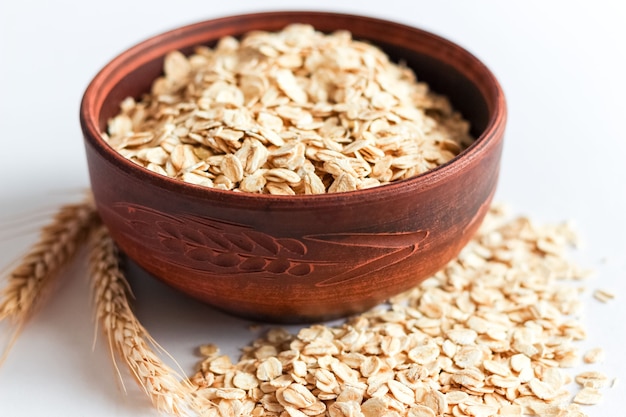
[80,11,506,323]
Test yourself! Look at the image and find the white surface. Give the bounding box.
[1,1,624,415]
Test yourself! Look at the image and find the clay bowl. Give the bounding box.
[80,11,506,323]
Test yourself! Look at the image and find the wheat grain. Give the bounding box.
[88,224,198,416]
[0,194,98,364]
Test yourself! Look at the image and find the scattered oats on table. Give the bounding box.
[104,24,473,194]
[592,288,615,303]
[573,387,603,406]
[187,205,610,417]
[582,347,605,364]
[575,371,610,389]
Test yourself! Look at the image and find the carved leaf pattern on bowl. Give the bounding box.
[102,202,429,287]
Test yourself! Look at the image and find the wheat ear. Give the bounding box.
[0,194,99,364]
[88,224,198,416]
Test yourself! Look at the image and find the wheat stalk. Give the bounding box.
[0,194,99,364]
[88,224,199,416]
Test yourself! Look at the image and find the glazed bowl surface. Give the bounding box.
[80,11,506,323]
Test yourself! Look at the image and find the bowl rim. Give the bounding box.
[80,10,507,209]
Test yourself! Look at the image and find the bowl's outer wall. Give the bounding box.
[81,12,506,322]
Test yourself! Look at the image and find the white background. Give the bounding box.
[1,1,625,416]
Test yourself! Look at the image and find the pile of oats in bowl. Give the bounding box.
[104,24,473,195]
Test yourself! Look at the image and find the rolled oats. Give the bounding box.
[572,387,602,406]
[574,371,609,389]
[592,288,615,303]
[105,24,473,194]
[188,205,610,416]
[582,347,605,364]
